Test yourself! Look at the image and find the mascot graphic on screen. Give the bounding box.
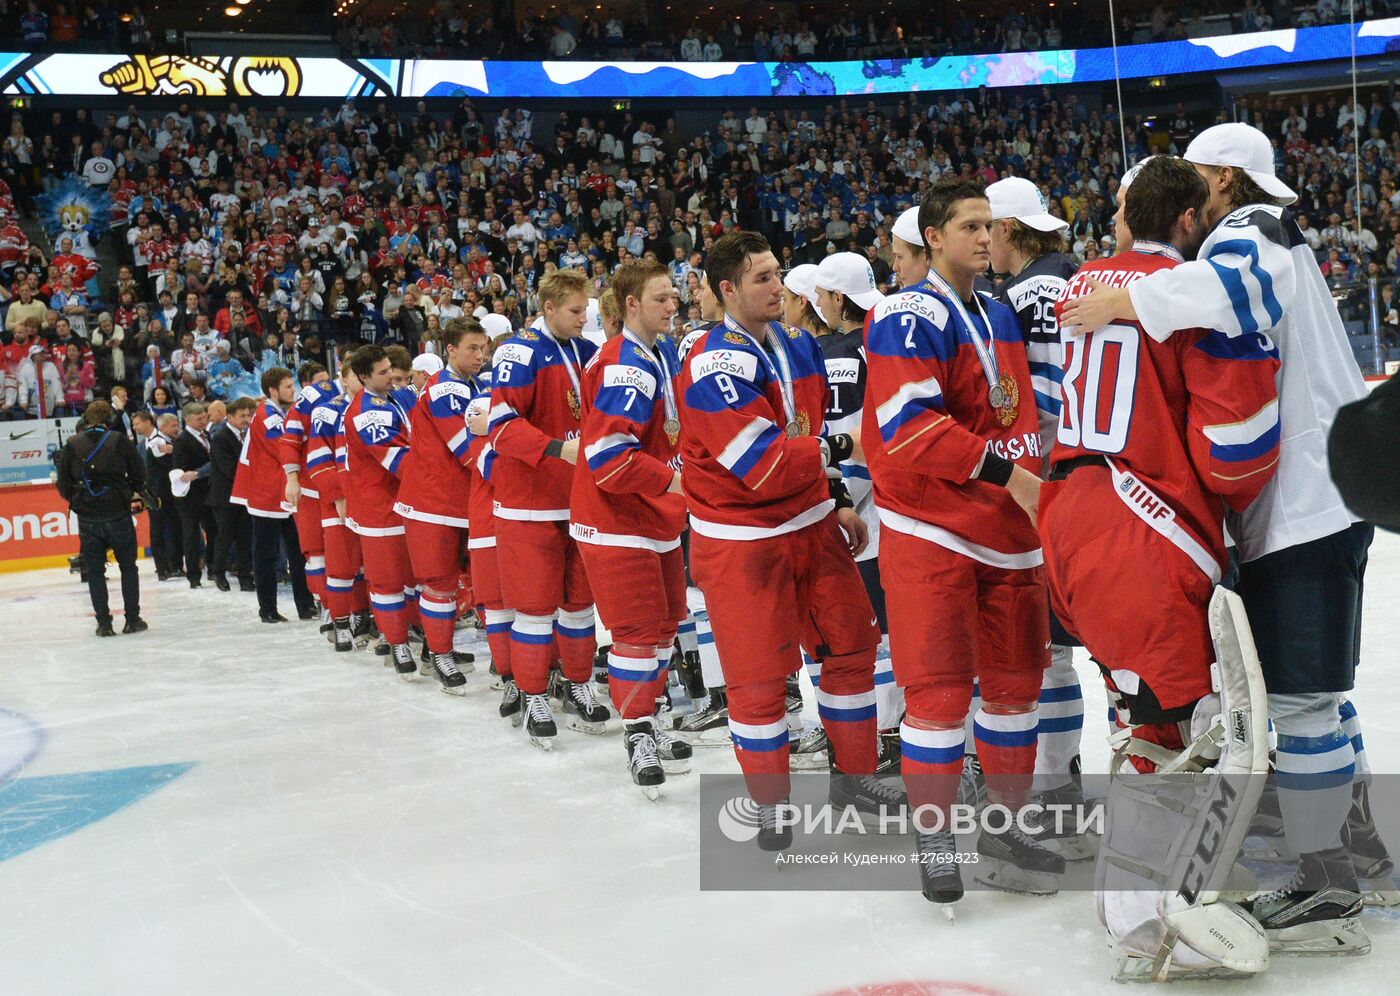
[99,54,303,97]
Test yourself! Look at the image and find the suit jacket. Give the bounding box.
[208,422,245,507]
[172,426,214,506]
[145,430,176,502]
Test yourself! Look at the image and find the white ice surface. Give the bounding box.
[1,531,1399,995]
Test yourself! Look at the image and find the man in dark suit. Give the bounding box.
[172,401,219,588]
[145,412,183,581]
[209,396,255,592]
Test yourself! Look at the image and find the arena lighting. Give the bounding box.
[224,5,241,14]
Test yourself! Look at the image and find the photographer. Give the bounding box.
[55,400,149,637]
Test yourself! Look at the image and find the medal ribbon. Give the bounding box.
[623,328,678,430]
[922,268,1002,405]
[542,323,582,402]
[723,315,797,430]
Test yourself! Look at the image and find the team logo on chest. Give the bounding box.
[722,331,748,346]
[795,410,812,437]
[566,388,581,421]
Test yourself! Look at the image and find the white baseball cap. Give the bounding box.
[814,252,883,311]
[892,206,923,246]
[411,353,443,375]
[1183,123,1297,205]
[986,177,1069,232]
[479,313,513,339]
[783,263,821,310]
[1119,154,1159,195]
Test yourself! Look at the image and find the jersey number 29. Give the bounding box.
[1057,323,1139,454]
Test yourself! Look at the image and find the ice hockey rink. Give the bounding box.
[2,531,1398,995]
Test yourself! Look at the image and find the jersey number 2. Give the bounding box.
[1058,323,1139,454]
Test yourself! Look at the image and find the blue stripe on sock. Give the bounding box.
[1039,684,1082,703]
[1036,715,1085,734]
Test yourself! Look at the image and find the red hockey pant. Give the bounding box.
[471,538,513,679]
[404,518,468,655]
[293,494,325,603]
[496,519,593,695]
[359,528,418,646]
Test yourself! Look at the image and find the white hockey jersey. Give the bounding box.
[1127,204,1364,562]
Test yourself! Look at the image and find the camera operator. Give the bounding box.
[55,400,149,637]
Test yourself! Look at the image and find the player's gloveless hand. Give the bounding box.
[284,476,300,509]
[558,437,579,464]
[466,408,489,437]
[1057,279,1135,335]
[1006,465,1041,523]
[836,506,869,557]
[334,497,346,519]
[666,471,684,495]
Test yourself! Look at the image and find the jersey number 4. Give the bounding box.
[1058,323,1139,454]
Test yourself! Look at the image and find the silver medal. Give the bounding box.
[988,384,1006,409]
[785,421,800,438]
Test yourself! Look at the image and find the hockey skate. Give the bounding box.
[562,680,610,734]
[625,720,665,801]
[351,612,376,649]
[1032,779,1097,863]
[420,642,475,677]
[915,829,963,917]
[524,693,557,749]
[828,769,907,832]
[592,644,610,689]
[652,721,693,774]
[876,730,901,775]
[332,617,353,653]
[972,821,1066,896]
[499,678,523,727]
[1342,781,1400,906]
[487,660,504,691]
[390,643,417,679]
[677,648,706,701]
[957,754,987,811]
[676,687,730,746]
[320,607,335,641]
[546,665,567,706]
[789,726,830,771]
[1245,847,1371,956]
[431,652,467,696]
[407,623,426,645]
[757,801,793,852]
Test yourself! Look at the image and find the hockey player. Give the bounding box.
[281,361,335,628]
[394,318,489,694]
[1060,123,1385,950]
[864,179,1062,908]
[986,176,1088,856]
[486,268,607,748]
[343,344,419,678]
[1044,155,1282,980]
[571,260,694,796]
[231,366,316,624]
[805,251,903,771]
[306,359,370,652]
[678,230,882,849]
[890,206,930,289]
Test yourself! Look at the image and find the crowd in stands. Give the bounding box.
[2,77,1398,422]
[0,0,1390,61]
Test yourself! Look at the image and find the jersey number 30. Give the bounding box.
[1057,323,1139,454]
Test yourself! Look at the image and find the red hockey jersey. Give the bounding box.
[570,329,686,551]
[231,399,293,518]
[487,324,598,521]
[342,388,412,536]
[677,316,830,540]
[305,389,351,525]
[279,381,338,500]
[467,435,500,551]
[395,367,487,528]
[1051,242,1282,578]
[863,276,1043,567]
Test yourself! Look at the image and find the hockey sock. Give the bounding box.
[418,588,458,654]
[695,609,725,688]
[802,650,822,690]
[1273,693,1354,853]
[965,679,983,753]
[369,589,409,644]
[726,678,791,804]
[1339,697,1369,777]
[323,574,355,622]
[607,643,661,720]
[304,555,326,603]
[676,614,698,656]
[483,607,514,678]
[653,639,677,702]
[816,650,878,776]
[404,585,422,630]
[872,638,903,731]
[509,613,556,695]
[352,573,369,613]
[899,721,964,821]
[973,707,1039,810]
[554,607,597,683]
[1035,646,1084,791]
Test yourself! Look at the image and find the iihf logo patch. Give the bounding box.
[1119,476,1134,494]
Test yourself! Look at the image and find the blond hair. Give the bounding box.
[538,267,590,307]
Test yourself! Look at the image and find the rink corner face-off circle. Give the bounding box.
[819,983,1011,996]
[0,708,44,786]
